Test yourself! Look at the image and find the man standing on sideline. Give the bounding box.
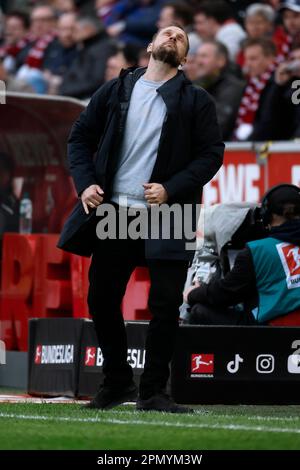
[58,25,224,413]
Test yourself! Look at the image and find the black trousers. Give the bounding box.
[87,210,189,399]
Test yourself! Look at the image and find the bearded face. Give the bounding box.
[150,27,188,68]
[152,42,182,67]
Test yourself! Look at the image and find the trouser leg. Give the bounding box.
[87,239,139,388]
[139,259,189,399]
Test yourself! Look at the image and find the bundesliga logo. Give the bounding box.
[190,353,214,378]
[84,346,104,367]
[85,347,96,366]
[34,344,74,364]
[277,243,300,289]
[34,345,42,364]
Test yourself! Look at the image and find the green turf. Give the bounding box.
[0,403,300,450]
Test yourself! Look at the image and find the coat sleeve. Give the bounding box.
[67,79,117,197]
[162,91,224,201]
[187,247,257,307]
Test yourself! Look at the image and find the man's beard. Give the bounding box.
[152,44,181,67]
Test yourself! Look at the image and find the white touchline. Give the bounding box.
[0,412,300,435]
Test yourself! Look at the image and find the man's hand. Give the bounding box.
[275,62,292,86]
[81,184,104,214]
[107,21,125,37]
[143,183,168,204]
[183,280,201,303]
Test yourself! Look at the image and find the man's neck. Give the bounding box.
[142,58,179,83]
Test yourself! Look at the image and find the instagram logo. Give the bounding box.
[256,354,275,374]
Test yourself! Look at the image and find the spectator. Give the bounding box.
[194,0,246,61]
[106,0,165,48]
[193,40,245,140]
[95,0,118,26]
[157,2,201,54]
[30,3,57,38]
[234,37,276,141]
[237,4,290,68]
[244,3,275,40]
[15,4,57,93]
[185,184,300,326]
[42,12,78,93]
[59,16,117,99]
[3,10,30,44]
[0,10,32,73]
[279,0,300,49]
[51,0,76,14]
[252,45,300,140]
[104,44,139,81]
[182,52,198,81]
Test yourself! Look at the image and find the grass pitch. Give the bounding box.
[0,402,300,450]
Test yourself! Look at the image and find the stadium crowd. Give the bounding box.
[0,0,300,141]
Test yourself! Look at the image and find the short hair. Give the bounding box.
[195,0,233,25]
[6,10,30,29]
[115,44,140,66]
[245,3,276,23]
[164,2,194,27]
[76,16,103,34]
[243,37,276,56]
[201,39,229,63]
[31,2,56,18]
[281,203,300,220]
[152,24,190,55]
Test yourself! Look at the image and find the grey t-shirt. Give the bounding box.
[111,76,167,207]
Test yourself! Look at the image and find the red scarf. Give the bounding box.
[234,62,276,140]
[234,28,292,140]
[274,27,293,65]
[25,33,56,69]
[0,34,35,60]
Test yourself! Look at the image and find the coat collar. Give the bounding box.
[118,66,191,113]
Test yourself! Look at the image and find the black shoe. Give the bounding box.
[136,392,194,414]
[84,382,138,410]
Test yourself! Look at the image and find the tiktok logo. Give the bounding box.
[227,354,244,374]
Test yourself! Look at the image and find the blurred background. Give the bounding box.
[0,0,299,140]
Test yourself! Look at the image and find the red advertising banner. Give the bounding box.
[204,142,300,205]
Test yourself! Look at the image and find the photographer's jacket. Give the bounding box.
[188,220,300,322]
[58,67,224,260]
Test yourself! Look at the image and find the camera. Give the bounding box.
[284,60,300,74]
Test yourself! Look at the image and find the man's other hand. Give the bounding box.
[81,184,104,214]
[183,280,201,303]
[143,183,168,204]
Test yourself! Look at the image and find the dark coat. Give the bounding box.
[59,31,117,100]
[57,67,224,260]
[42,38,78,76]
[194,71,246,140]
[251,76,300,141]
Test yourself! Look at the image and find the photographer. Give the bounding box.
[184,184,300,325]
